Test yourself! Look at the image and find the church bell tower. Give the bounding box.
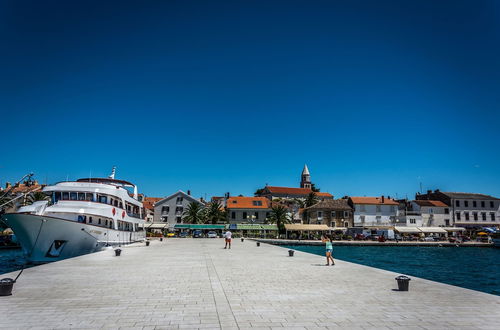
[300,164,311,189]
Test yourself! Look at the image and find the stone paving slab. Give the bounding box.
[0,239,499,329]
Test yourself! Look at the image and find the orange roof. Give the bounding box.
[265,186,333,197]
[413,200,448,207]
[9,183,44,194]
[226,197,270,209]
[350,197,399,206]
[142,197,162,210]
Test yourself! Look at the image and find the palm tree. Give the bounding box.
[292,198,305,209]
[205,200,227,224]
[182,202,206,224]
[267,204,291,235]
[26,191,49,205]
[305,192,319,207]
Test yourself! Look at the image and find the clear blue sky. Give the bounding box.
[1,0,499,199]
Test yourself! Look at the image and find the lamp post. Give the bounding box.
[248,214,256,238]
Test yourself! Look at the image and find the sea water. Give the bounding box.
[0,249,30,275]
[284,245,500,296]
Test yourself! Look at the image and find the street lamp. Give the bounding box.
[248,214,256,238]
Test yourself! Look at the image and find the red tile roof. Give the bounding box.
[350,197,399,206]
[413,200,448,207]
[265,186,333,197]
[226,197,270,209]
[142,197,162,210]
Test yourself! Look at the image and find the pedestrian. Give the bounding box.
[321,234,335,266]
[224,230,232,249]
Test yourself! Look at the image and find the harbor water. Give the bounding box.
[285,244,500,296]
[0,248,30,275]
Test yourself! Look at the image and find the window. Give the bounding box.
[243,212,247,219]
[331,211,336,217]
[344,211,349,217]
[456,212,461,221]
[114,200,118,207]
[161,206,169,214]
[255,212,259,219]
[410,218,416,224]
[318,211,323,218]
[444,208,449,214]
[162,216,168,223]
[176,197,183,204]
[231,212,235,219]
[464,201,469,207]
[98,218,102,225]
[252,200,262,206]
[86,193,93,201]
[99,195,107,204]
[105,220,108,226]
[445,219,450,226]
[464,212,469,221]
[119,202,123,209]
[490,201,495,208]
[78,193,85,201]
[481,201,485,208]
[376,205,381,212]
[89,216,93,224]
[70,192,77,200]
[54,192,61,202]
[456,200,460,207]
[482,212,487,221]
[429,208,433,214]
[176,217,182,223]
[473,212,478,221]
[491,213,496,221]
[473,201,477,208]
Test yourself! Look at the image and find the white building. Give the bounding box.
[349,196,399,227]
[411,200,450,227]
[153,190,204,229]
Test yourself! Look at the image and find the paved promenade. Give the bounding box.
[1,239,499,329]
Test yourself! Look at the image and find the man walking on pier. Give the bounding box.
[224,230,232,249]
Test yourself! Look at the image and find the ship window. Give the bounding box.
[99,195,107,204]
[54,192,61,202]
[114,200,118,207]
[105,220,108,226]
[119,202,123,209]
[89,217,93,224]
[98,218,101,225]
[86,193,93,201]
[78,193,85,201]
[70,192,77,200]
[62,192,69,200]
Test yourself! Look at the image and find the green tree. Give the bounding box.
[305,192,319,207]
[267,204,291,235]
[311,183,320,192]
[292,198,305,209]
[254,188,265,196]
[182,202,206,224]
[26,191,49,205]
[205,200,227,224]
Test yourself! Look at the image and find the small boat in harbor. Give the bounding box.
[3,168,145,262]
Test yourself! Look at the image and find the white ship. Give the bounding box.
[3,169,145,262]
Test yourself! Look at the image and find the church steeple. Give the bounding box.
[300,164,311,189]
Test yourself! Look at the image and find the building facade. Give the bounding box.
[153,190,204,229]
[226,196,271,224]
[416,190,500,228]
[349,196,399,227]
[302,199,353,228]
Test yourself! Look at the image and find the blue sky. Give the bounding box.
[1,0,499,199]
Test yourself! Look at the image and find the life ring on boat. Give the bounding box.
[122,211,125,218]
[112,207,116,216]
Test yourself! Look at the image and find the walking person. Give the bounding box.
[322,234,335,266]
[224,230,232,249]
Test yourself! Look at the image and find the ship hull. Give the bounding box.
[3,213,145,262]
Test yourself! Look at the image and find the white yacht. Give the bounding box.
[3,169,145,262]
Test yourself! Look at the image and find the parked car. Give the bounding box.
[179,232,188,238]
[207,231,218,238]
[193,230,203,238]
[166,232,176,238]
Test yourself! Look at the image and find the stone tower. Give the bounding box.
[300,164,311,189]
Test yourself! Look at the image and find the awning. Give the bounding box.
[330,227,348,231]
[260,225,278,231]
[285,224,330,231]
[174,224,226,230]
[394,227,421,233]
[418,227,447,234]
[146,223,168,229]
[443,227,466,232]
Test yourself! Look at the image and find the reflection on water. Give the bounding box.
[284,245,500,296]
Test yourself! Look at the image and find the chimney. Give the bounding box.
[381,196,385,203]
[5,182,11,189]
[187,190,191,196]
[435,189,440,193]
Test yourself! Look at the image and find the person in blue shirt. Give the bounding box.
[321,235,335,266]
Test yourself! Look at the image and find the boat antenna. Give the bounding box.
[108,166,116,180]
